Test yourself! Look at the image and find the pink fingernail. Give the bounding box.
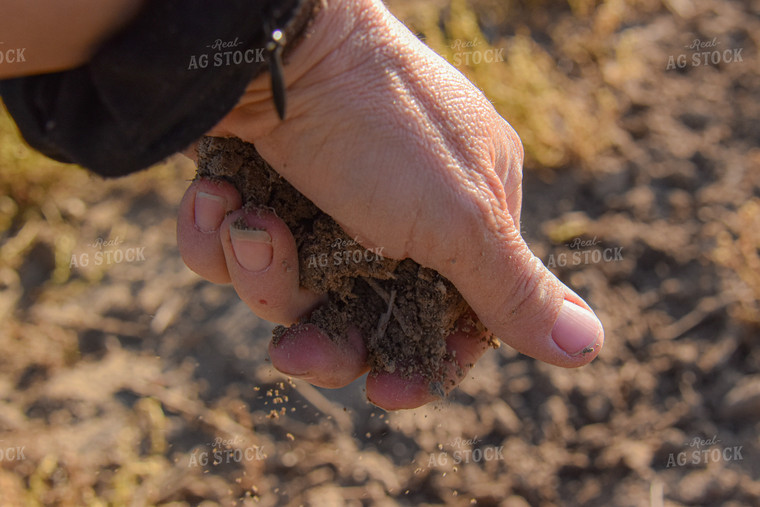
[230,226,272,272]
[195,191,226,232]
[551,300,602,356]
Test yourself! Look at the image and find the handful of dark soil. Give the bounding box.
[196,136,487,384]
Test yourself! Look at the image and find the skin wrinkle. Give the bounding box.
[450,193,497,268]
[499,254,557,342]
[361,143,402,244]
[429,141,511,272]
[402,47,496,171]
[506,181,523,230]
[498,136,523,226]
[446,182,529,327]
[401,204,423,260]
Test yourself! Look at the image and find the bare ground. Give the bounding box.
[0,0,759,505]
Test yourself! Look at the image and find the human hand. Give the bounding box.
[177,0,604,409]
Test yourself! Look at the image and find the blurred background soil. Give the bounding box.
[1,0,758,505]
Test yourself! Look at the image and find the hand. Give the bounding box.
[177,0,604,409]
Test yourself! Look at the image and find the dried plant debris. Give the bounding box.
[195,136,490,384]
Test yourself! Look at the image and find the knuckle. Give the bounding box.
[504,121,525,167]
[501,253,549,324]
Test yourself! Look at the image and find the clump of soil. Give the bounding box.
[195,136,487,384]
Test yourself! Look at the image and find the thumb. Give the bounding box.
[443,219,604,367]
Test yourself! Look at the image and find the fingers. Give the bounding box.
[177,179,242,284]
[365,319,493,410]
[444,218,604,368]
[177,179,323,324]
[268,324,369,388]
[219,208,325,325]
[270,314,492,411]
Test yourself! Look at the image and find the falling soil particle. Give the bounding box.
[195,136,491,386]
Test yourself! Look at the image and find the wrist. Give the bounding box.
[281,0,391,76]
[212,0,396,139]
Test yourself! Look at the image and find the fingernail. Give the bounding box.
[230,226,272,272]
[551,300,602,356]
[195,191,226,232]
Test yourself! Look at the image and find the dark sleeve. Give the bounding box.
[0,0,320,178]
